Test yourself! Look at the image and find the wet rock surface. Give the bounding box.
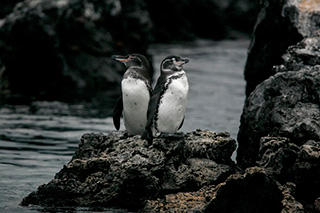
[21,129,237,211]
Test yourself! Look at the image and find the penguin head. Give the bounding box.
[161,55,189,72]
[112,53,150,69]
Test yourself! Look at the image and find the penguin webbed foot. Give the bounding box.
[141,130,153,145]
[119,131,131,139]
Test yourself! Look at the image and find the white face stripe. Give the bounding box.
[161,57,178,71]
[161,59,171,72]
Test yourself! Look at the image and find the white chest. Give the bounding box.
[121,77,150,135]
[155,73,189,133]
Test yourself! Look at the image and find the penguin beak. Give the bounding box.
[175,58,189,66]
[111,55,130,62]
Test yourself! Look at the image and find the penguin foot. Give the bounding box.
[120,131,132,139]
[141,131,153,145]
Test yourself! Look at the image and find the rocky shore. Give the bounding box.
[20,129,320,212]
[11,0,320,212]
[21,130,237,211]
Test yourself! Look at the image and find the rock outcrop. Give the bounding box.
[143,167,304,213]
[21,129,319,212]
[258,137,320,212]
[0,0,152,101]
[244,0,320,97]
[237,66,320,168]
[204,167,283,213]
[15,0,320,211]
[237,2,320,210]
[21,130,237,211]
[237,0,320,210]
[238,36,320,167]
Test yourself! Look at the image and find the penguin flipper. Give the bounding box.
[113,95,123,130]
[178,116,185,130]
[142,75,166,143]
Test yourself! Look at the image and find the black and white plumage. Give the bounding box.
[142,55,189,142]
[112,53,152,135]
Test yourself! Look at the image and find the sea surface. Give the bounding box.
[0,39,249,212]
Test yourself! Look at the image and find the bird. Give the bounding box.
[142,55,189,143]
[112,53,152,135]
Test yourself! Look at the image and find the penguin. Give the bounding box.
[142,55,189,143]
[112,53,152,135]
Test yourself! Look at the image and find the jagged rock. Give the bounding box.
[257,137,300,182]
[244,0,320,97]
[204,167,283,213]
[280,182,304,213]
[0,0,152,101]
[143,168,305,212]
[277,37,320,72]
[20,129,236,211]
[237,67,320,168]
[250,136,320,211]
[142,185,216,212]
[294,140,320,207]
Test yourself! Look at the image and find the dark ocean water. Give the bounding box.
[0,39,249,212]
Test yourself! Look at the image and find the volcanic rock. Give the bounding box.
[21,129,236,211]
[204,167,283,213]
[237,66,320,168]
[244,0,320,97]
[256,137,320,211]
[257,137,300,183]
[294,140,320,207]
[143,167,306,212]
[278,37,320,72]
[142,185,217,212]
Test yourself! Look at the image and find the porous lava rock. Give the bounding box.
[143,167,306,213]
[244,0,320,97]
[237,66,320,168]
[21,129,236,211]
[204,167,283,213]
